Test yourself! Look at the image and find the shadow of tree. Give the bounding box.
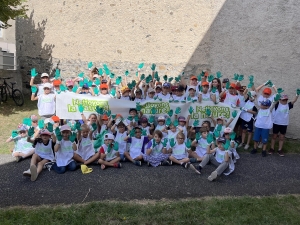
[16,10,55,95]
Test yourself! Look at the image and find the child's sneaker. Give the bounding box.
[189,158,197,163]
[208,171,218,181]
[43,161,55,171]
[262,150,267,157]
[258,142,263,149]
[250,148,257,154]
[30,165,38,181]
[133,160,142,166]
[268,148,275,155]
[278,150,285,157]
[168,160,173,165]
[161,160,170,166]
[244,144,250,150]
[23,169,31,177]
[181,162,190,169]
[114,162,122,168]
[147,161,151,167]
[15,156,22,162]
[189,164,201,174]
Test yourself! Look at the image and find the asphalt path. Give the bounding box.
[1,153,300,207]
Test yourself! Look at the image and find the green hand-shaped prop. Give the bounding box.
[38,120,44,129]
[196,132,201,141]
[79,81,84,88]
[226,82,230,90]
[142,129,147,136]
[69,132,76,142]
[113,142,119,151]
[78,72,84,78]
[151,107,157,114]
[138,63,144,69]
[95,106,104,115]
[98,68,103,76]
[232,110,238,118]
[28,127,35,137]
[187,96,192,102]
[95,78,100,86]
[94,87,99,95]
[47,123,53,133]
[277,88,284,94]
[207,133,214,144]
[238,75,244,82]
[224,140,230,150]
[163,75,168,82]
[249,75,254,83]
[78,104,84,113]
[109,73,115,79]
[88,62,93,70]
[297,89,300,96]
[198,85,203,92]
[207,74,214,82]
[217,124,222,132]
[136,102,141,111]
[167,109,173,117]
[175,107,181,115]
[193,120,199,127]
[170,138,176,148]
[230,132,236,141]
[267,81,274,87]
[31,68,38,77]
[110,88,116,97]
[188,106,194,115]
[130,129,135,137]
[248,82,254,88]
[134,115,139,122]
[55,69,60,79]
[168,77,173,83]
[274,93,281,102]
[11,130,18,138]
[214,130,220,138]
[185,139,192,149]
[60,84,67,92]
[75,122,81,131]
[175,76,181,82]
[166,118,171,127]
[149,115,155,124]
[31,86,37,94]
[56,133,63,141]
[233,73,239,81]
[151,63,156,71]
[127,116,133,121]
[211,87,217,93]
[140,74,146,80]
[216,71,222,79]
[205,108,211,117]
[91,123,97,131]
[154,71,159,80]
[162,138,168,148]
[125,70,129,76]
[173,119,179,127]
[23,118,32,126]
[111,114,116,120]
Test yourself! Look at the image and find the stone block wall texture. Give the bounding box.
[16,0,300,138]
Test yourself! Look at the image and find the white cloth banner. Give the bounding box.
[56,92,241,129]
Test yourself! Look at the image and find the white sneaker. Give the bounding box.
[258,142,263,149]
[30,165,38,181]
[23,169,31,177]
[208,171,218,181]
[244,144,250,150]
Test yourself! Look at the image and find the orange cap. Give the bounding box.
[53,80,61,86]
[190,75,197,80]
[263,87,272,95]
[204,71,209,77]
[201,81,209,86]
[229,83,236,89]
[100,84,108,89]
[51,115,60,122]
[102,114,109,120]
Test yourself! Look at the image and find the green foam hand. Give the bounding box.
[173,119,179,127]
[193,120,199,127]
[113,142,119,151]
[152,139,157,148]
[151,107,157,114]
[69,132,76,142]
[127,116,133,121]
[205,108,211,117]
[153,95,158,101]
[94,87,99,95]
[91,123,97,131]
[78,72,84,78]
[226,81,230,90]
[31,86,37,94]
[78,104,84,113]
[211,87,217,93]
[142,129,147,136]
[173,100,179,103]
[196,132,201,141]
[38,120,44,129]
[23,118,32,126]
[170,138,176,148]
[93,139,101,149]
[109,73,115,79]
[95,78,100,86]
[47,122,53,132]
[163,75,168,82]
[198,85,203,92]
[79,81,84,88]
[297,89,300,96]
[111,114,116,120]
[55,127,60,136]
[197,74,202,81]
[60,84,67,92]
[154,71,159,80]
[277,88,284,94]
[116,76,122,85]
[138,62,144,69]
[230,132,236,141]
[156,76,160,82]
[248,82,254,88]
[88,62,93,70]
[217,124,222,132]
[130,129,135,137]
[145,76,151,84]
[28,127,35,137]
[136,102,141,112]
[140,74,146,80]
[72,85,78,93]
[168,77,173,83]
[104,67,110,76]
[98,68,103,76]
[207,133,214,144]
[128,82,133,90]
[134,115,139,122]
[31,68,38,77]
[166,117,171,127]
[175,76,181,82]
[238,74,244,81]
[175,107,181,115]
[187,96,192,102]
[188,106,194,115]
[11,130,18,138]
[167,109,173,117]
[214,130,220,138]
[125,70,129,76]
[185,139,192,149]
[110,88,116,97]
[208,74,214,82]
[55,69,60,79]
[216,71,222,79]
[56,133,63,141]
[162,138,168,148]
[149,115,155,124]
[274,93,281,101]
[151,63,156,71]
[169,99,173,103]
[264,80,271,86]
[131,80,137,87]
[267,81,274,87]
[232,110,238,118]
[249,75,254,83]
[224,140,230,150]
[233,73,239,81]
[75,122,81,131]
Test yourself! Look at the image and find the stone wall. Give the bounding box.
[16,0,300,138]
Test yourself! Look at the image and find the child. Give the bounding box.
[66,79,75,92]
[133,88,144,103]
[238,91,258,150]
[198,82,213,103]
[210,78,222,104]
[145,87,156,100]
[31,83,56,119]
[157,83,171,100]
[251,99,274,157]
[53,125,77,174]
[220,83,240,108]
[223,127,240,162]
[139,116,154,136]
[111,121,129,162]
[125,108,139,130]
[172,85,186,102]
[256,81,277,106]
[23,129,56,181]
[191,127,214,162]
[167,123,180,140]
[98,83,111,99]
[168,133,195,169]
[124,127,150,166]
[98,133,122,169]
[143,130,169,167]
[154,116,168,137]
[270,93,299,156]
[74,124,99,165]
[186,86,198,102]
[194,137,233,181]
[30,72,52,96]
[117,86,131,100]
[76,83,95,96]
[6,125,35,162]
[52,79,62,94]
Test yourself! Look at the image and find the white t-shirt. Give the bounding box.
[157,92,170,100]
[55,139,74,167]
[35,140,55,161]
[37,93,56,116]
[272,102,292,126]
[255,108,273,129]
[215,148,226,164]
[76,136,95,160]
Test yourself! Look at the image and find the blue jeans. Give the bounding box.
[52,161,77,174]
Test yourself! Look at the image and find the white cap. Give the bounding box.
[158,116,165,121]
[60,125,71,132]
[250,91,256,97]
[43,83,51,89]
[148,88,155,93]
[41,73,49,77]
[93,74,99,78]
[104,133,115,140]
[188,86,196,90]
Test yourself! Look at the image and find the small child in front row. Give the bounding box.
[111,120,129,162]
[24,129,56,181]
[124,127,150,166]
[53,125,77,174]
[98,133,122,169]
[6,125,35,162]
[143,130,169,167]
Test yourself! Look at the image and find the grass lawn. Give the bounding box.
[1,195,300,224]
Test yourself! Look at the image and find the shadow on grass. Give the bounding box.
[0,95,37,116]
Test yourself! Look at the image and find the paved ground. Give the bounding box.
[1,152,300,207]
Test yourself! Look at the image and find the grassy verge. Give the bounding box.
[1,195,300,224]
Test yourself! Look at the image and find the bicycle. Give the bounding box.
[0,77,25,106]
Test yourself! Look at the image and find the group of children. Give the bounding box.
[6,65,299,182]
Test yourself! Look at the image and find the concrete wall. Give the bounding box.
[16,0,300,138]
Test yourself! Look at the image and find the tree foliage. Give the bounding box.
[0,0,28,29]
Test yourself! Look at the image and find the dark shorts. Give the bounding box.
[273,124,288,135]
[236,117,243,126]
[241,119,254,133]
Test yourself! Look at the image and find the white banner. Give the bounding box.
[56,92,241,129]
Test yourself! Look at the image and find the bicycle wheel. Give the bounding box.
[0,85,8,102]
[12,89,24,106]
